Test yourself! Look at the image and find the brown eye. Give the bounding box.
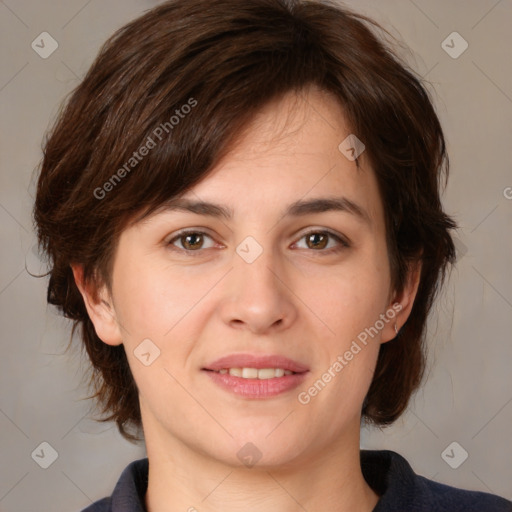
[294,229,350,253]
[305,232,329,250]
[168,230,216,254]
[181,233,204,250]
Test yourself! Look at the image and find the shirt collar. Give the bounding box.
[110,457,148,511]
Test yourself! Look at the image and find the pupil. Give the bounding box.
[182,233,328,251]
[185,233,202,249]
[308,233,327,249]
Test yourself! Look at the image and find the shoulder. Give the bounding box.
[79,458,149,512]
[414,475,512,512]
[361,449,512,512]
[81,497,111,512]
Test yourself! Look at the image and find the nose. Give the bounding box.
[218,242,297,335]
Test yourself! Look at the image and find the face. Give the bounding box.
[79,86,417,469]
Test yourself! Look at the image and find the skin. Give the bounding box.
[73,85,421,512]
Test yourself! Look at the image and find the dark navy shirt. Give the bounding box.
[82,450,512,511]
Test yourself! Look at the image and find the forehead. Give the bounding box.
[159,87,385,231]
[127,86,387,239]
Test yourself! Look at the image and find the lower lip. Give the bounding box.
[203,370,308,398]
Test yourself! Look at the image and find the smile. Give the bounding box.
[203,368,308,398]
[212,367,295,379]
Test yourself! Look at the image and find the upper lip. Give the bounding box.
[203,353,310,373]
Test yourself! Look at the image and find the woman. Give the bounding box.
[33,0,512,510]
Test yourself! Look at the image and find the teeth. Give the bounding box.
[242,368,258,379]
[229,368,243,377]
[217,368,294,379]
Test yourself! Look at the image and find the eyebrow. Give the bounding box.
[156,196,372,226]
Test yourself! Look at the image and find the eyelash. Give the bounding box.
[167,229,350,257]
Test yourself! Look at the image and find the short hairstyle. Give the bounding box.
[34,0,457,442]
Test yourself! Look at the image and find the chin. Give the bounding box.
[203,428,308,470]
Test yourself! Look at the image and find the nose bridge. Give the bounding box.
[219,232,295,332]
[234,233,281,298]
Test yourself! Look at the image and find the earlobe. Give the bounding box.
[71,264,123,346]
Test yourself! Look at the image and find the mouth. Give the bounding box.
[203,353,309,373]
[202,353,309,398]
[204,367,297,379]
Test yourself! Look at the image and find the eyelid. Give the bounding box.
[294,227,351,250]
[166,228,220,253]
[166,227,350,255]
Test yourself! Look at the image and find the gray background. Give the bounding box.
[1,0,511,510]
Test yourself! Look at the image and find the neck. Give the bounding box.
[143,422,380,512]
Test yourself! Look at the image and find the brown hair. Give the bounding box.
[34,0,457,442]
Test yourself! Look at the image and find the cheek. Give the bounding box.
[113,261,201,397]
[114,268,168,334]
[313,255,390,341]
[113,257,198,336]
[112,258,217,385]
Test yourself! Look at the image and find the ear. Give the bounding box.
[71,264,123,346]
[381,259,422,344]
